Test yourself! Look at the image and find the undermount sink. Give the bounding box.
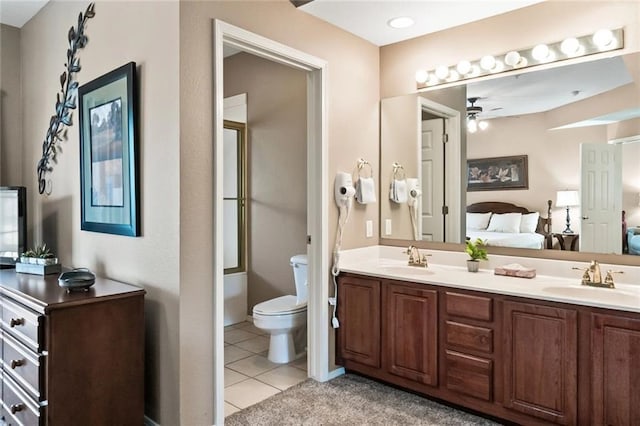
[542,285,639,304]
[379,266,434,275]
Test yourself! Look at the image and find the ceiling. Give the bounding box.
[0,0,49,28]
[467,56,635,122]
[298,0,544,46]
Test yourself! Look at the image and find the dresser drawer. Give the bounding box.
[445,350,493,401]
[445,292,493,322]
[1,332,44,400]
[1,296,43,352]
[446,321,493,353]
[1,372,43,426]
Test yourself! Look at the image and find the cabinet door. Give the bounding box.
[337,275,381,368]
[385,282,438,386]
[503,301,577,425]
[591,313,640,425]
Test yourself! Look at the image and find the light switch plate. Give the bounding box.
[385,219,392,235]
[366,220,373,238]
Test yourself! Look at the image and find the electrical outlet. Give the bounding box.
[385,219,392,235]
[366,220,373,238]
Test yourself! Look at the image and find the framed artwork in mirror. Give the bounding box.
[78,62,140,236]
[467,155,528,192]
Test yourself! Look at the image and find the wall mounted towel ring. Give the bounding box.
[392,162,406,180]
[357,158,373,178]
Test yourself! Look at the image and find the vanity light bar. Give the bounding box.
[416,28,624,89]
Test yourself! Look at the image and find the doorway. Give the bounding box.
[213,21,332,424]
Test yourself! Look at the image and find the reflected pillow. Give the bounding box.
[466,212,492,230]
[486,213,522,233]
[520,212,540,234]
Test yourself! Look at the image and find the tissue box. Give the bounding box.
[494,263,536,279]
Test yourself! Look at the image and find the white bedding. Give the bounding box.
[466,230,545,249]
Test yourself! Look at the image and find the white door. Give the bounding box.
[580,143,622,254]
[421,118,445,241]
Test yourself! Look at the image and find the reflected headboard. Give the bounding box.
[467,200,553,247]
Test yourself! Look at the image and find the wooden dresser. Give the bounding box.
[0,269,145,426]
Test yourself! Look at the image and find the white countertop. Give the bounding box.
[338,245,640,314]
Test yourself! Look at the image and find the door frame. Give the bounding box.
[213,20,333,424]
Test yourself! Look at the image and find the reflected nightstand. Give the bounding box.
[553,233,579,251]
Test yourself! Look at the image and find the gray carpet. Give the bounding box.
[226,373,501,425]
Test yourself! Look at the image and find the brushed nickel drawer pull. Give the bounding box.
[9,317,25,327]
[10,403,25,414]
[10,359,25,369]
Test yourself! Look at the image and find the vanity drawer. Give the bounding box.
[1,332,44,400]
[445,292,493,322]
[446,321,493,353]
[445,350,493,401]
[1,296,43,352]
[1,372,43,426]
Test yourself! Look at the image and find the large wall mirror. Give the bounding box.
[380,52,640,260]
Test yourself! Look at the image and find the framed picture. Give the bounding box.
[78,62,140,236]
[467,155,528,192]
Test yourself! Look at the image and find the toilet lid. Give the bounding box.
[254,295,307,316]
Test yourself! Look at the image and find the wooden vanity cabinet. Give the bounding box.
[591,312,640,425]
[502,301,578,425]
[383,282,438,386]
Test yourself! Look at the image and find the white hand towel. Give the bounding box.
[355,177,376,204]
[390,179,408,203]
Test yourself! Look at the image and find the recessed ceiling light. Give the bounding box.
[388,16,414,29]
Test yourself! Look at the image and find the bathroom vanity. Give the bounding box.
[336,246,640,425]
[0,269,145,425]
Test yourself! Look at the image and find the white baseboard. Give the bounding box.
[144,415,160,426]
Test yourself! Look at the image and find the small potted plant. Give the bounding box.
[18,243,59,274]
[465,238,488,272]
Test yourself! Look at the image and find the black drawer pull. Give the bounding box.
[10,359,25,369]
[10,403,25,414]
[9,317,25,328]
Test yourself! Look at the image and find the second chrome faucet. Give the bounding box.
[573,260,623,288]
[405,245,430,268]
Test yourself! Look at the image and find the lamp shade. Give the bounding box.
[556,190,580,207]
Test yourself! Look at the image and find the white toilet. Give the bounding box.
[252,254,308,363]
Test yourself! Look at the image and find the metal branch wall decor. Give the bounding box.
[37,2,96,195]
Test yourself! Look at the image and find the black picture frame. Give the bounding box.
[467,155,529,192]
[78,62,140,236]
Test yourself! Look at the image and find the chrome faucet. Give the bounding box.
[405,245,430,267]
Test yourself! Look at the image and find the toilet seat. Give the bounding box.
[253,295,307,316]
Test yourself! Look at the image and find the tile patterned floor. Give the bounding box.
[224,321,308,417]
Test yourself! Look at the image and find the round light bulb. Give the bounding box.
[560,37,581,56]
[447,70,460,82]
[467,119,478,133]
[478,120,489,131]
[457,60,472,75]
[532,44,550,61]
[427,75,439,86]
[504,51,521,67]
[415,70,429,84]
[468,65,481,78]
[480,55,496,71]
[490,60,504,73]
[387,16,414,29]
[435,65,449,80]
[593,29,615,49]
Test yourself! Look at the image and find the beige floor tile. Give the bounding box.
[224,378,281,409]
[238,322,268,335]
[224,328,258,344]
[256,365,308,390]
[234,335,270,354]
[224,401,240,417]
[225,367,249,387]
[290,354,307,371]
[226,354,279,377]
[224,345,253,364]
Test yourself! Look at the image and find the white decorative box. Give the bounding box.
[15,262,62,275]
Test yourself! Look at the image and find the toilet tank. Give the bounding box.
[290,254,308,304]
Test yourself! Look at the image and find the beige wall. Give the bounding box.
[380,1,640,98]
[20,2,180,424]
[224,52,307,311]
[180,1,379,423]
[0,24,22,185]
